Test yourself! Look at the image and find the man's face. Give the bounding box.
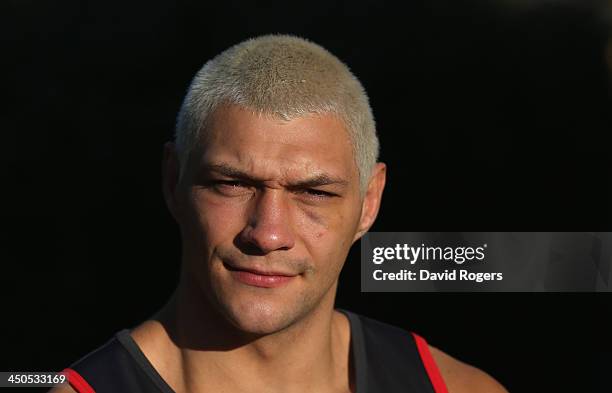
[167,104,381,335]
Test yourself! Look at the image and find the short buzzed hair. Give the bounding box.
[174,34,379,192]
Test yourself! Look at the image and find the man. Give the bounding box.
[52,35,507,393]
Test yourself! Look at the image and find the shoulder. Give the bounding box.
[429,345,509,393]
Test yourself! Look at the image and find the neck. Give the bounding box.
[141,277,352,393]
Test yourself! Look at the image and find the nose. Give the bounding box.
[238,189,296,254]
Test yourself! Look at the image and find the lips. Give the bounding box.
[223,262,298,288]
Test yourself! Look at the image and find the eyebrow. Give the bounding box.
[200,163,349,188]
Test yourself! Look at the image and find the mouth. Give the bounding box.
[223,262,298,288]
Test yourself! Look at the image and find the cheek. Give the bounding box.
[184,192,247,248]
[300,207,356,274]
[301,198,361,239]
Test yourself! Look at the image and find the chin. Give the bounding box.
[221,297,302,335]
[201,266,323,336]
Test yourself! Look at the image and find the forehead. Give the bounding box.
[195,104,358,182]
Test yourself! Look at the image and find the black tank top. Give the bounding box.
[62,309,448,393]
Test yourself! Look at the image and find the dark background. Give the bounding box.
[2,0,611,392]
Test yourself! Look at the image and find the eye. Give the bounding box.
[211,180,252,196]
[217,180,248,188]
[300,188,336,199]
[307,189,331,196]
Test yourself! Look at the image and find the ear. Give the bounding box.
[353,162,386,242]
[162,141,182,222]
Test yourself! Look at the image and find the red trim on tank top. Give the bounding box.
[411,332,449,393]
[61,368,96,393]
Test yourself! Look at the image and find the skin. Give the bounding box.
[51,103,507,393]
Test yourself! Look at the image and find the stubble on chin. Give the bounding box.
[203,262,334,336]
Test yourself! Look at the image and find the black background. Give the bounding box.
[2,1,611,392]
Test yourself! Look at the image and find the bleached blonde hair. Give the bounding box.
[174,34,379,192]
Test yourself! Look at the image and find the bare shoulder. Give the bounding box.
[429,345,509,393]
[47,384,76,393]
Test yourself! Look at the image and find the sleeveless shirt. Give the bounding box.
[61,309,448,393]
